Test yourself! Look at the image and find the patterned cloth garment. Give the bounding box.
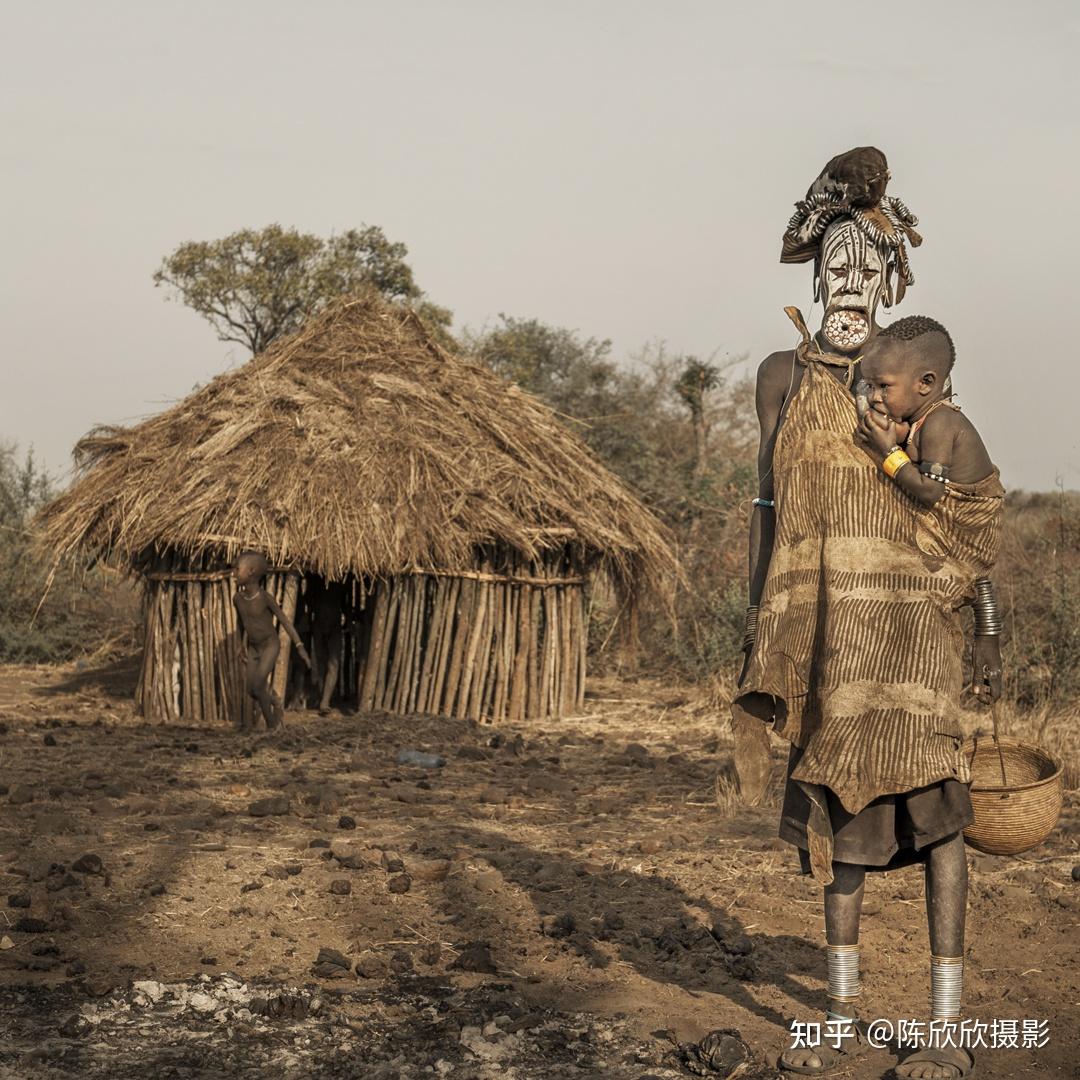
[733,329,1004,880]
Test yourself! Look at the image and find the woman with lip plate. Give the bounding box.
[728,148,1003,1079]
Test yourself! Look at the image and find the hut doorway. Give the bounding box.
[289,573,367,715]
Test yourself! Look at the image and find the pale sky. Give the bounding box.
[3,0,1077,492]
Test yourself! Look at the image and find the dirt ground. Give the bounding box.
[0,657,1077,1079]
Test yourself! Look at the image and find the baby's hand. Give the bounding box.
[856,409,908,457]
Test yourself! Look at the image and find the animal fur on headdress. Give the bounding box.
[781,146,923,306]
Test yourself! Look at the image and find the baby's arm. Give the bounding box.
[265,591,311,667]
[894,409,962,506]
[857,408,956,507]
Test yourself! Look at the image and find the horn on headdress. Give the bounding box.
[780,146,920,305]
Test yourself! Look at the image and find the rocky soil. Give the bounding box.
[0,658,1077,1078]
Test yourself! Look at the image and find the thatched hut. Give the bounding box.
[40,294,673,725]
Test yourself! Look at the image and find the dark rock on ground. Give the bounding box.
[13,917,49,933]
[452,941,498,974]
[59,1013,90,1037]
[247,795,290,817]
[312,946,351,978]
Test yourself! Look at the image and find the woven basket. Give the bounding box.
[962,724,1063,855]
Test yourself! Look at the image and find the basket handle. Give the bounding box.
[990,701,1008,786]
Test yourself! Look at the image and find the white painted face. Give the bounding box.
[818,220,887,351]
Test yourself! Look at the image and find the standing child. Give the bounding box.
[233,551,310,730]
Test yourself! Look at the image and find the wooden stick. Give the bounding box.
[443,578,472,716]
[527,586,540,719]
[184,584,201,722]
[431,575,460,714]
[375,579,401,710]
[416,576,446,712]
[491,585,507,722]
[466,578,492,720]
[510,584,529,723]
[404,576,427,713]
[359,583,388,711]
[390,577,414,713]
[550,585,561,717]
[197,583,212,722]
[576,583,587,708]
[458,577,489,719]
[560,585,574,718]
[402,567,584,587]
[403,575,425,712]
[538,580,552,720]
[380,579,404,711]
[158,581,172,721]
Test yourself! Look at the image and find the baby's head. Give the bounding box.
[236,550,268,587]
[859,316,955,422]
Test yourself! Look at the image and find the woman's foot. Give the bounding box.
[779,1018,867,1074]
[894,1045,974,1078]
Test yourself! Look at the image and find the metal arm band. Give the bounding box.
[973,578,1002,636]
[918,460,951,484]
[742,605,759,651]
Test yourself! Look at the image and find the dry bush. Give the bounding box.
[0,442,139,663]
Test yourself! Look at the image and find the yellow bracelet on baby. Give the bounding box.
[882,448,911,479]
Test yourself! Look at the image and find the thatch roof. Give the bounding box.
[40,293,674,593]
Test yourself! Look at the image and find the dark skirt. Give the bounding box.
[779,744,974,873]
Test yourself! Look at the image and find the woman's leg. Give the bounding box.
[781,861,867,1072]
[895,833,972,1079]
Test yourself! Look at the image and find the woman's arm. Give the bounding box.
[740,352,796,680]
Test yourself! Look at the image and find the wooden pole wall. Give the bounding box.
[136,546,590,726]
[353,548,587,722]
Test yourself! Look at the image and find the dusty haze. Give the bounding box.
[3,0,1077,492]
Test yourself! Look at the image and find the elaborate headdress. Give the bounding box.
[781,146,922,306]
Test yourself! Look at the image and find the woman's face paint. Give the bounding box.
[818,221,887,351]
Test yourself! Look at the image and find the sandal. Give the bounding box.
[780,1018,869,1074]
[894,1044,974,1078]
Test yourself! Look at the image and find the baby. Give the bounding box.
[855,315,1002,711]
[233,551,310,731]
[854,315,994,506]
